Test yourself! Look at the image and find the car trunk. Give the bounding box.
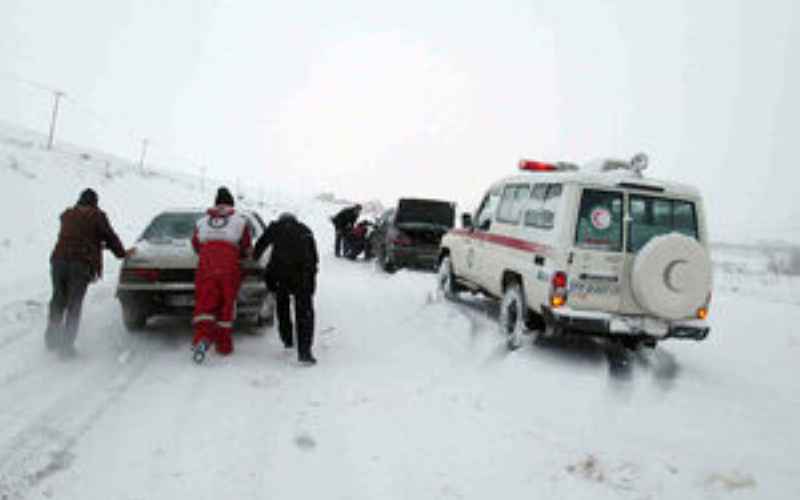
[394,198,455,247]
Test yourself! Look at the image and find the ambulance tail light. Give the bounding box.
[550,271,568,308]
[697,292,712,320]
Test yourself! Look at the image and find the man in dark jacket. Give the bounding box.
[330,204,361,257]
[254,212,319,364]
[47,188,133,357]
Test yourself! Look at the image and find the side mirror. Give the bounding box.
[461,213,473,229]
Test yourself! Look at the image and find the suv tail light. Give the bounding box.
[392,235,413,246]
[121,268,160,283]
[550,271,568,308]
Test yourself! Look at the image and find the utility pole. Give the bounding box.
[47,90,64,150]
[138,138,149,172]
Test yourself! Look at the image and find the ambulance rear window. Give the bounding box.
[628,196,698,252]
[575,190,623,252]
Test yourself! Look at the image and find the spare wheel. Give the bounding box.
[631,233,712,321]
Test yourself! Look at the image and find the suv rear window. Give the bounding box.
[575,189,623,252]
[628,196,698,252]
[396,199,455,229]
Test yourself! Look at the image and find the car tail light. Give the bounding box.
[121,268,160,283]
[550,271,568,308]
[243,267,262,279]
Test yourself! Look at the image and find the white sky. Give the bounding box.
[1,0,798,243]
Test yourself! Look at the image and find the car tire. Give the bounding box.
[499,283,529,350]
[378,246,397,273]
[255,294,276,329]
[437,256,460,300]
[256,311,275,328]
[121,301,148,332]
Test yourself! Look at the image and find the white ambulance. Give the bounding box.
[438,154,712,350]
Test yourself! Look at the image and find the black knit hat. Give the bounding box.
[77,188,98,207]
[215,187,235,207]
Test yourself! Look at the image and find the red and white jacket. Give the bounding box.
[191,205,252,277]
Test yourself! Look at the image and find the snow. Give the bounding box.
[1,123,799,499]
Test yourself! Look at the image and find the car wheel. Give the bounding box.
[121,301,148,332]
[256,310,275,328]
[379,246,397,273]
[256,294,276,328]
[499,283,529,350]
[437,256,460,300]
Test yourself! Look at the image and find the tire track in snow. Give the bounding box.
[0,299,47,354]
[0,340,152,500]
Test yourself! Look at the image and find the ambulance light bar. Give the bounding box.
[518,159,579,172]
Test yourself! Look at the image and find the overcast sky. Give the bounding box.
[1,0,798,242]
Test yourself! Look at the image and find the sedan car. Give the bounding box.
[115,208,274,331]
[370,198,456,272]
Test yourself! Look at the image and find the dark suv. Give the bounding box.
[370,198,455,272]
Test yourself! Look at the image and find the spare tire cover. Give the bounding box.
[631,233,712,320]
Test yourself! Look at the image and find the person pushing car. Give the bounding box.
[46,188,134,358]
[254,212,319,364]
[190,187,252,362]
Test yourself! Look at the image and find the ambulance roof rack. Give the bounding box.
[600,153,649,177]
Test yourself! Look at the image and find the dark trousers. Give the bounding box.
[275,284,315,357]
[46,259,91,350]
[334,229,345,257]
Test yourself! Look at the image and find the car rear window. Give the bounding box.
[141,212,203,241]
[575,189,624,252]
[628,196,698,252]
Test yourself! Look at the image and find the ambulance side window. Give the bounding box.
[525,183,562,230]
[475,188,501,231]
[496,184,531,225]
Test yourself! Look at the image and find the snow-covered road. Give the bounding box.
[2,248,799,499]
[1,124,799,499]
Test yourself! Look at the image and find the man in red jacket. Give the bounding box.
[191,187,252,360]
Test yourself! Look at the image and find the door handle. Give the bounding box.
[534,255,545,266]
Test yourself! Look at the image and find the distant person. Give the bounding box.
[331,204,361,257]
[46,188,134,357]
[344,219,374,260]
[254,212,319,365]
[190,187,252,361]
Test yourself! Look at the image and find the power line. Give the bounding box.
[0,70,59,94]
[0,70,249,183]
